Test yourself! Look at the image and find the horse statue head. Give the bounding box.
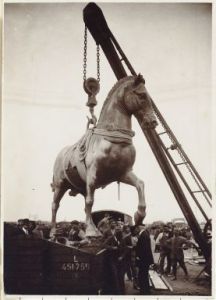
[123,74,157,128]
[97,74,157,131]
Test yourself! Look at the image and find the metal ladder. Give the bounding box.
[152,100,212,222]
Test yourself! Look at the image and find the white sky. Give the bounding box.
[2,3,212,224]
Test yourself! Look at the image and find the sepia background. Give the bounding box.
[2,2,212,224]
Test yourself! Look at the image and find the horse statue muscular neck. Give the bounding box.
[51,74,157,236]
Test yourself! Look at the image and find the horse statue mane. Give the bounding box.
[98,74,145,123]
[100,76,134,110]
[51,74,157,236]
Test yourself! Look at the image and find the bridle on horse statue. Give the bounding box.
[83,25,100,129]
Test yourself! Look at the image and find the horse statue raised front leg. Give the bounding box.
[51,74,157,236]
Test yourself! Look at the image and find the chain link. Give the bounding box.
[97,44,100,82]
[83,26,100,83]
[83,25,87,82]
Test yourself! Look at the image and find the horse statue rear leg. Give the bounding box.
[120,171,146,224]
[50,181,68,237]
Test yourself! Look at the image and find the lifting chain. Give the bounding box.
[83,25,100,128]
[83,25,87,82]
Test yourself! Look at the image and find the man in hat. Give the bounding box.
[102,220,126,295]
[168,229,200,280]
[68,220,88,246]
[135,224,154,295]
[15,218,31,236]
[97,213,111,234]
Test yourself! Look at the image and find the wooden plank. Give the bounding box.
[149,270,168,290]
[161,274,173,292]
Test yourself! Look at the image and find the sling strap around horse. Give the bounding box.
[71,127,135,182]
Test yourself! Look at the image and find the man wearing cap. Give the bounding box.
[97,213,111,234]
[68,220,88,246]
[18,218,31,236]
[102,220,126,295]
[168,229,199,280]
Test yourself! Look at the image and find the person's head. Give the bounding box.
[123,225,131,234]
[163,225,169,233]
[35,222,42,230]
[29,220,36,232]
[79,222,87,231]
[206,229,212,242]
[72,225,80,233]
[22,218,30,230]
[116,223,123,233]
[110,220,116,230]
[17,219,24,227]
[173,229,180,237]
[71,220,79,229]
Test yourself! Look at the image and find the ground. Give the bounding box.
[126,250,211,296]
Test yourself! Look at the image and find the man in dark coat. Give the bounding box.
[159,225,172,274]
[167,229,199,280]
[16,218,31,236]
[102,220,126,295]
[135,224,154,295]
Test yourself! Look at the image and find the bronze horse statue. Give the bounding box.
[51,74,157,236]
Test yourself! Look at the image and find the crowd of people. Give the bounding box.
[5,216,205,295]
[96,214,154,295]
[4,218,45,239]
[154,224,200,281]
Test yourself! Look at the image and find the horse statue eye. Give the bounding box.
[134,91,146,99]
[139,93,146,98]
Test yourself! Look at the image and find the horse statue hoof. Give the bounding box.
[134,211,145,225]
[85,226,102,238]
[49,227,57,238]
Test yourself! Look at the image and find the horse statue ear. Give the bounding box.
[134,74,145,86]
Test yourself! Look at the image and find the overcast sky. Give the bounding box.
[3,2,212,224]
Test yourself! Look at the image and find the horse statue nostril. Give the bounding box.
[142,119,158,129]
[152,120,158,128]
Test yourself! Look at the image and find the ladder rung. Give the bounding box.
[192,190,206,194]
[175,162,188,166]
[158,131,167,135]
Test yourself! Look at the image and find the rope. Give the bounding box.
[93,128,135,140]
